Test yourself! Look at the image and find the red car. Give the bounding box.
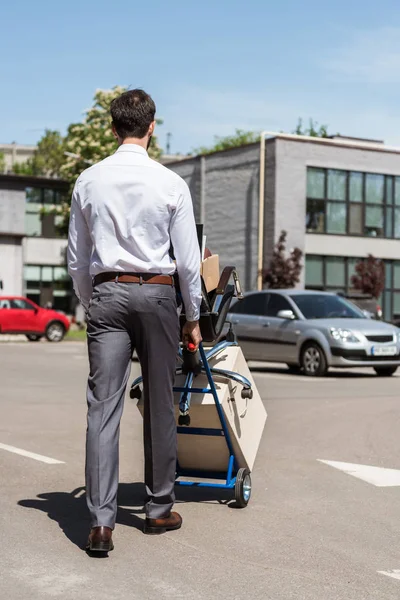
[0,296,70,342]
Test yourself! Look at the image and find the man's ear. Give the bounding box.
[111,123,119,141]
[148,121,156,136]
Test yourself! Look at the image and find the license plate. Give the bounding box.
[371,346,397,357]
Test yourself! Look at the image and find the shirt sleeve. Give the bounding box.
[170,179,202,321]
[67,179,93,312]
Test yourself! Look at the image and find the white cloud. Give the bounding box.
[324,27,400,83]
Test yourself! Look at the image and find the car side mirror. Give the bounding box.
[277,309,296,320]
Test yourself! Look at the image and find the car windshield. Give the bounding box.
[291,294,365,320]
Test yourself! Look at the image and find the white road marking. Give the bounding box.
[378,570,400,581]
[318,460,400,487]
[0,442,65,464]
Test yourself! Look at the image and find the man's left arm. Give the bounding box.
[67,180,93,312]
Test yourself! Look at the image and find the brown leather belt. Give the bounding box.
[93,272,174,287]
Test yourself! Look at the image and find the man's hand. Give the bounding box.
[182,320,202,350]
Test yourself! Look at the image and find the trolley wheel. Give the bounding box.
[234,468,252,508]
[241,388,253,400]
[178,414,191,426]
[130,386,142,400]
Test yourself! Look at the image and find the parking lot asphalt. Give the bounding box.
[1,341,400,600]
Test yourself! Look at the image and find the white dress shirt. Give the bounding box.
[67,144,202,321]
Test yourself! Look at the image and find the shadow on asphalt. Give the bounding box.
[249,365,378,379]
[18,482,233,550]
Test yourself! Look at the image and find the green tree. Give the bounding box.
[194,129,260,155]
[0,152,5,173]
[293,118,330,138]
[13,130,66,177]
[12,86,163,233]
[60,86,162,183]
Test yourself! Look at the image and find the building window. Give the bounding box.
[305,255,400,322]
[306,168,400,239]
[25,186,67,238]
[24,265,72,312]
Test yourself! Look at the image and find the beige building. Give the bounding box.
[0,143,36,174]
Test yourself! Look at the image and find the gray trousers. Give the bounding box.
[85,281,179,528]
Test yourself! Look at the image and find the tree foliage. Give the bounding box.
[351,255,385,299]
[194,129,260,155]
[13,130,66,177]
[12,86,162,232]
[293,118,330,138]
[0,152,5,173]
[263,230,303,289]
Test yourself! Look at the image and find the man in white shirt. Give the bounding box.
[67,89,202,553]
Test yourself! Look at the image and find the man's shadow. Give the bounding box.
[18,482,232,551]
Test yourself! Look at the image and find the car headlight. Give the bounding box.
[330,328,360,343]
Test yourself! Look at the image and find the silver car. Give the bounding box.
[226,290,400,377]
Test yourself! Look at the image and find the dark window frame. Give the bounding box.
[305,254,400,322]
[306,168,400,240]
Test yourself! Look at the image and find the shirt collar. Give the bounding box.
[116,144,148,156]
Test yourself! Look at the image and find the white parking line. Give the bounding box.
[378,570,400,581]
[0,442,65,464]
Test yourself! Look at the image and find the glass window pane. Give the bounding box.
[383,292,392,321]
[349,204,363,234]
[231,293,267,316]
[347,258,359,287]
[307,168,325,198]
[41,266,53,282]
[25,212,41,236]
[393,292,400,317]
[394,263,400,289]
[24,265,41,280]
[394,208,400,238]
[326,202,346,234]
[325,257,345,287]
[306,199,325,232]
[266,294,293,317]
[385,262,392,289]
[53,267,68,281]
[395,177,400,205]
[386,176,394,204]
[10,299,35,310]
[43,189,55,205]
[305,256,323,287]
[327,169,346,201]
[26,187,42,204]
[385,207,393,238]
[349,172,363,202]
[366,173,384,204]
[365,206,384,236]
[54,190,68,205]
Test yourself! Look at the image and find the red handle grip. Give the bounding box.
[187,342,196,352]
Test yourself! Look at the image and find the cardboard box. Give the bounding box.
[200,254,220,293]
[137,346,267,473]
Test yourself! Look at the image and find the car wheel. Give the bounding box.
[301,342,328,377]
[45,321,65,342]
[374,366,398,377]
[26,334,42,342]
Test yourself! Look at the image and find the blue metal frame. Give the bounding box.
[130,340,253,493]
[175,342,240,491]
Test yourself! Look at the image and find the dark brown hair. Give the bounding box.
[110,89,156,139]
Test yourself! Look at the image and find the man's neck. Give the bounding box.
[120,137,148,150]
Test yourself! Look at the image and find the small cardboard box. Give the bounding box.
[200,255,220,293]
[137,346,267,473]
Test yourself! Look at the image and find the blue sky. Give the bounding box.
[1,0,400,154]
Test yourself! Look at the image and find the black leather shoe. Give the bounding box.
[86,526,114,552]
[144,511,182,535]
